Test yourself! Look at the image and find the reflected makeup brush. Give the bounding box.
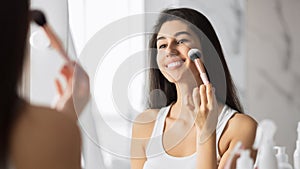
[188,48,209,85]
[30,9,71,63]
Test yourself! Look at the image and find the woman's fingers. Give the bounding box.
[60,61,76,81]
[206,84,214,108]
[55,78,64,96]
[199,84,207,110]
[60,65,73,82]
[192,87,200,110]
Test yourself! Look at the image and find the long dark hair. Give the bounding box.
[148,8,244,113]
[0,0,29,167]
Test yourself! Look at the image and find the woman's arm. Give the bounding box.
[131,110,158,169]
[196,131,218,169]
[131,121,147,169]
[217,114,257,169]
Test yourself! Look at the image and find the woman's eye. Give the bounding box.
[158,44,166,49]
[177,39,188,44]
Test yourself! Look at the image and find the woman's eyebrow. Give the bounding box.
[157,31,192,42]
[157,36,166,42]
[174,31,192,37]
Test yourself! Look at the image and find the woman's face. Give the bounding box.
[156,20,202,83]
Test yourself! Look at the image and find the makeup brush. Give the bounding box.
[188,48,210,85]
[31,9,71,63]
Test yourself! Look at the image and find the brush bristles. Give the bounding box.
[31,10,47,26]
[188,48,202,61]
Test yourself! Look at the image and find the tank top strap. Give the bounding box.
[145,105,171,157]
[216,105,238,158]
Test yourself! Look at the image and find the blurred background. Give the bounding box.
[27,0,299,168]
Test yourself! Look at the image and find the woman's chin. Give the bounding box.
[170,73,200,87]
[162,66,198,84]
[168,74,188,83]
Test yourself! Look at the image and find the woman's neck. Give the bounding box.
[170,78,224,120]
[176,82,198,105]
[170,76,200,119]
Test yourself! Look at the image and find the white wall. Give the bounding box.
[30,0,70,106]
[247,0,300,164]
[68,0,145,169]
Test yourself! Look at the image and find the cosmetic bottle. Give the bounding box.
[274,146,293,169]
[294,122,300,169]
[236,149,254,169]
[253,119,278,169]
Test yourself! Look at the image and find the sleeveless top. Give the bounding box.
[143,104,237,169]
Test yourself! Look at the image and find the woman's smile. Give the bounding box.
[166,58,185,70]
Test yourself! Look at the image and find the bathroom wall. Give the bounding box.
[247,0,300,163]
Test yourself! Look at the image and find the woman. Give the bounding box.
[131,8,257,169]
[0,0,89,168]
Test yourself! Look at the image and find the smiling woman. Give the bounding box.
[130,8,257,169]
[156,20,202,83]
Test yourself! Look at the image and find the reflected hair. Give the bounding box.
[147,8,244,114]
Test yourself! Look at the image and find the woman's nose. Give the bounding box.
[165,42,178,57]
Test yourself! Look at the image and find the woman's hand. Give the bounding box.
[54,61,90,121]
[191,83,219,143]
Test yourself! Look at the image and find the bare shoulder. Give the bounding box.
[132,109,160,139]
[134,109,160,124]
[228,113,257,133]
[14,104,81,141]
[225,113,258,149]
[10,104,81,169]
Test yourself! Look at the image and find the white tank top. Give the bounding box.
[143,104,237,169]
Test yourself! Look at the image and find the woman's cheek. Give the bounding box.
[156,54,164,69]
